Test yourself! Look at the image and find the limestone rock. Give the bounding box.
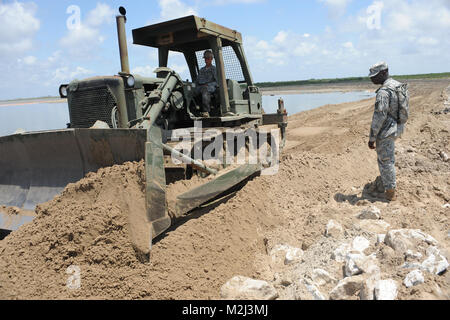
[374,279,398,300]
[404,270,425,288]
[220,276,279,300]
[376,234,386,245]
[332,243,351,262]
[405,250,423,261]
[284,247,304,265]
[325,220,344,238]
[303,280,326,300]
[91,120,110,129]
[439,151,449,162]
[360,276,379,300]
[357,206,381,220]
[351,236,370,253]
[425,245,440,256]
[270,244,304,266]
[384,229,438,253]
[345,253,366,277]
[345,253,379,277]
[312,269,337,287]
[401,261,424,270]
[421,252,449,275]
[358,220,391,234]
[329,275,365,300]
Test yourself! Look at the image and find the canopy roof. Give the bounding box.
[132,15,242,52]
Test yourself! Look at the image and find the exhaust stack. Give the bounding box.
[116,7,130,74]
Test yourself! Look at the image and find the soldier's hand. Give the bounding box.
[368,141,376,150]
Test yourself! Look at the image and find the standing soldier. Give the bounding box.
[368,62,408,201]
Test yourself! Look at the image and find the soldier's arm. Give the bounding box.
[369,90,390,142]
[214,66,218,82]
[197,67,206,85]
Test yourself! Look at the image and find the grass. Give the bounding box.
[255,72,450,88]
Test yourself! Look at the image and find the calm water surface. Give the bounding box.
[262,90,375,114]
[0,91,375,137]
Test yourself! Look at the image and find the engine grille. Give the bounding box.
[68,86,116,128]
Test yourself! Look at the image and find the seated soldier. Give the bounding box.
[195,50,218,117]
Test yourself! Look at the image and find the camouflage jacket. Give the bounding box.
[369,78,403,142]
[197,65,218,93]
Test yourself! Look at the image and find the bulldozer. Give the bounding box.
[0,7,288,257]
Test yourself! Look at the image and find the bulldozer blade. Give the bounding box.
[145,126,171,243]
[0,211,35,233]
[175,163,262,217]
[0,128,146,232]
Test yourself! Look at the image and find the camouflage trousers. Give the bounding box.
[376,136,397,190]
[196,85,211,113]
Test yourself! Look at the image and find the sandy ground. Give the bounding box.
[0,79,449,300]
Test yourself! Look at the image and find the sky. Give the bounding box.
[0,0,449,99]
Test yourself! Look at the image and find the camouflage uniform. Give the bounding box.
[369,77,403,190]
[196,65,218,113]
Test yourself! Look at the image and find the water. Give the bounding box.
[262,90,375,114]
[0,101,70,137]
[0,91,375,137]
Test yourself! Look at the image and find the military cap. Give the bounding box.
[369,61,388,78]
[203,50,213,59]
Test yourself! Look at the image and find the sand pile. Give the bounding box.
[0,161,278,299]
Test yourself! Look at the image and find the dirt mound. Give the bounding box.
[0,161,278,299]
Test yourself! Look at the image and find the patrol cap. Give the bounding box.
[369,61,388,78]
[203,50,213,59]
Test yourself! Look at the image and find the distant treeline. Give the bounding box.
[256,72,450,88]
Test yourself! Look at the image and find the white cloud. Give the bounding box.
[23,56,37,65]
[342,41,353,49]
[131,65,157,77]
[274,31,288,44]
[53,66,92,82]
[132,51,190,80]
[245,0,450,83]
[0,2,40,57]
[211,0,265,5]
[60,3,114,58]
[60,24,105,57]
[319,0,353,17]
[85,3,115,27]
[158,0,197,21]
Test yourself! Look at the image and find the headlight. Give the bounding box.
[126,75,135,87]
[59,84,68,98]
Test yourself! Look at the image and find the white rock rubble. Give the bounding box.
[384,229,438,253]
[351,236,371,253]
[329,275,365,300]
[325,220,344,238]
[374,279,398,300]
[312,269,337,286]
[357,206,381,220]
[220,276,279,300]
[404,270,425,288]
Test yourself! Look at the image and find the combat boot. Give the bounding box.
[385,189,397,201]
